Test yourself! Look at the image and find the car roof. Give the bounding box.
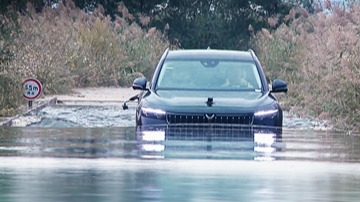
[166,49,254,61]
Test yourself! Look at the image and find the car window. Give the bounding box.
[156,60,262,90]
[157,61,197,88]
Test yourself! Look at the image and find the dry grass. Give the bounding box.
[0,1,169,116]
[252,3,360,131]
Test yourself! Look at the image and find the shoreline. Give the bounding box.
[1,87,137,125]
[39,87,138,103]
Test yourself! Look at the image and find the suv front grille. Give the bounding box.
[166,114,254,125]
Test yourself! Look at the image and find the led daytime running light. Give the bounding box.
[142,107,166,115]
[254,109,278,116]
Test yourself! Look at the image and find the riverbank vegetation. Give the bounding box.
[0,1,169,115]
[0,0,359,131]
[252,2,360,131]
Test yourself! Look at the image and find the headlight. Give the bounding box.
[254,109,278,117]
[141,107,166,119]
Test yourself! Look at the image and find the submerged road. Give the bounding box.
[1,87,331,130]
[2,99,331,130]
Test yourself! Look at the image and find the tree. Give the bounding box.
[48,0,311,49]
[150,0,312,49]
[0,0,45,13]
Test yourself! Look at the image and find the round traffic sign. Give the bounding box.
[22,78,42,100]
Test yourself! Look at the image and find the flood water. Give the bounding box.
[1,101,360,201]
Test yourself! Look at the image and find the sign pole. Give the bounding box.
[28,101,33,109]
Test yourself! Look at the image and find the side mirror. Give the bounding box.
[132,77,147,90]
[271,79,288,93]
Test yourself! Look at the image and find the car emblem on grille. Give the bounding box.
[205,114,215,122]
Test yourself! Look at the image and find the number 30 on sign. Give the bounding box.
[22,78,42,100]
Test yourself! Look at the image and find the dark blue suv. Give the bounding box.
[131,49,288,128]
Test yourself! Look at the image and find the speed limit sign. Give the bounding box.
[22,78,42,100]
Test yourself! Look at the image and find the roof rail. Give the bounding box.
[248,49,259,60]
[248,49,256,56]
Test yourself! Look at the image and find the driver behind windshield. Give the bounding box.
[222,67,254,88]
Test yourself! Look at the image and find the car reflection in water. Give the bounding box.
[136,125,282,161]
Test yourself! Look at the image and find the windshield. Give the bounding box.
[156,59,262,91]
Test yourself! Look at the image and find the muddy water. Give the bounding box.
[0,101,360,201]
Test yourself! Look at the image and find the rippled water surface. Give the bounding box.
[1,101,360,201]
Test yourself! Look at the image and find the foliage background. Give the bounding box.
[1,0,313,49]
[0,0,359,131]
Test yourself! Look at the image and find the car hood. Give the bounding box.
[143,90,277,114]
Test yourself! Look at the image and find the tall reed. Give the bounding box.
[252,4,360,131]
[0,1,169,116]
